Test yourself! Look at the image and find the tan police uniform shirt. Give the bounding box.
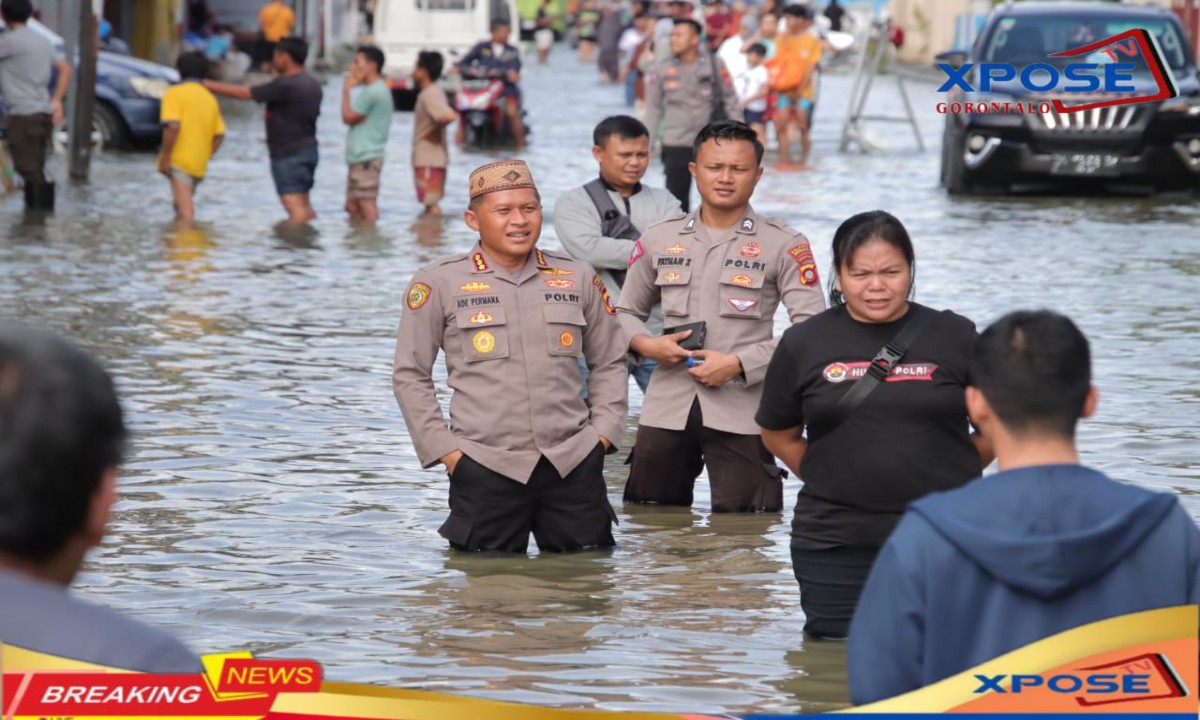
[643,52,744,149]
[616,206,825,435]
[394,244,629,483]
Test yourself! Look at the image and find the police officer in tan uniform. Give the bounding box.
[644,18,742,212]
[393,160,629,553]
[616,121,825,512]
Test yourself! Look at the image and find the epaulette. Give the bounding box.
[434,252,471,267]
[644,212,689,232]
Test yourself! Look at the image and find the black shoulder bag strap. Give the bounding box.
[582,178,639,287]
[825,311,928,433]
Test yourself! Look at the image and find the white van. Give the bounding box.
[375,0,519,109]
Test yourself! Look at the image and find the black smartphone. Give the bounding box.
[662,321,706,350]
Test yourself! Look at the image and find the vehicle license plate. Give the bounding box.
[1049,153,1120,176]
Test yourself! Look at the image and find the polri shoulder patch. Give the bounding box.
[592,275,616,314]
[407,282,432,310]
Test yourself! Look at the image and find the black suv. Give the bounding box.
[938,1,1200,194]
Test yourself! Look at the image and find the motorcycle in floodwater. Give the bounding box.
[454,67,529,149]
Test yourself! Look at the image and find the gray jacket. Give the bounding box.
[553,181,682,336]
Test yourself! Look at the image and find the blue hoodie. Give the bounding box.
[847,465,1200,705]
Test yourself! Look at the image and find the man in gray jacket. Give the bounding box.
[554,115,681,393]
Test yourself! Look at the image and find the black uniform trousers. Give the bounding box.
[790,544,882,640]
[624,398,785,512]
[661,145,693,213]
[438,443,617,553]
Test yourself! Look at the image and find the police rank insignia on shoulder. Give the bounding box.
[472,252,489,272]
[741,217,755,232]
[788,242,820,288]
[593,275,616,314]
[407,282,432,310]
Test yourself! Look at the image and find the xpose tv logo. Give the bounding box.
[972,652,1190,707]
[937,28,1179,115]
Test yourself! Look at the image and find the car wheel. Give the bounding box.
[940,125,973,195]
[53,102,128,154]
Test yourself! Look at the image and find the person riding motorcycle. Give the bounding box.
[455,18,526,148]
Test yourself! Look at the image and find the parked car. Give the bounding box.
[1,19,178,151]
[938,1,1200,194]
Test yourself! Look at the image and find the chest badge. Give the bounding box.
[460,281,491,292]
[473,331,496,354]
[661,271,682,284]
[664,242,688,254]
[727,298,758,312]
[823,363,850,383]
[468,311,494,324]
[730,273,753,287]
[740,242,762,259]
[545,278,575,289]
[540,267,574,276]
[559,331,575,348]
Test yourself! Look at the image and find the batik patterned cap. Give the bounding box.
[468,160,537,200]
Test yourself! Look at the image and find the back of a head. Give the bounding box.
[972,310,1091,439]
[491,18,510,34]
[593,114,648,147]
[418,50,444,81]
[0,323,126,564]
[276,36,308,66]
[0,0,32,23]
[176,51,210,81]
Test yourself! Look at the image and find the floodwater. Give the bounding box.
[1,46,1198,717]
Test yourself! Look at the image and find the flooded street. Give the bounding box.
[2,46,1198,716]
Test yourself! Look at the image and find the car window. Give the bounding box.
[984,14,1190,70]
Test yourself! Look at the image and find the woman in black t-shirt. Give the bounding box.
[755,210,993,640]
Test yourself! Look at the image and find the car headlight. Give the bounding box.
[1160,94,1200,116]
[128,76,170,100]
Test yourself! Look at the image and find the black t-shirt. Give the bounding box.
[249,71,322,159]
[755,303,982,550]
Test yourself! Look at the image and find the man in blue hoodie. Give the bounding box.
[847,310,1200,705]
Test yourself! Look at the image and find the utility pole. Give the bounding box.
[68,1,98,181]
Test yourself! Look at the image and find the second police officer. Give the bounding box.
[616,120,826,513]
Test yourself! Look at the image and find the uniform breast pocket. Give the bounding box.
[655,264,693,318]
[455,307,511,363]
[543,303,587,357]
[718,269,765,319]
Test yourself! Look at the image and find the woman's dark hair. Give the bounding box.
[828,210,915,308]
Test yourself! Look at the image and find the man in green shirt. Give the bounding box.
[342,44,393,223]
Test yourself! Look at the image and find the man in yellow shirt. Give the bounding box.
[774,5,821,165]
[258,0,296,72]
[157,53,225,226]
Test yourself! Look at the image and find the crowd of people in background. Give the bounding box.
[547,0,852,166]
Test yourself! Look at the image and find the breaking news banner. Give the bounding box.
[1,606,1195,720]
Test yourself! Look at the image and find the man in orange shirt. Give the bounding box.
[258,0,296,72]
[774,5,820,164]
